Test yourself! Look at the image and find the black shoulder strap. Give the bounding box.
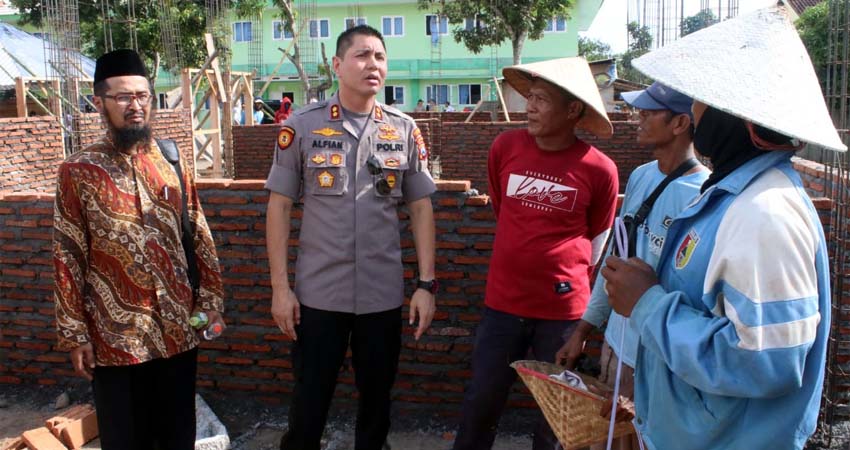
[156,138,200,297]
[627,158,700,257]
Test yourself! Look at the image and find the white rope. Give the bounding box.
[605,217,646,450]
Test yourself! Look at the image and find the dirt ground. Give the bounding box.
[0,383,534,450]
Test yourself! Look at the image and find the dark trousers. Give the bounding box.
[453,307,579,450]
[280,305,402,450]
[92,347,198,450]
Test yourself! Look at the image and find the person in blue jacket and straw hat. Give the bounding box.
[602,6,845,450]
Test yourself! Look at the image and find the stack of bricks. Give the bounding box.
[6,404,98,450]
[0,118,65,195]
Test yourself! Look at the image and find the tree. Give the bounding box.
[254,0,332,101]
[10,0,208,75]
[416,0,576,65]
[578,36,612,62]
[680,9,717,37]
[796,1,829,83]
[618,21,652,84]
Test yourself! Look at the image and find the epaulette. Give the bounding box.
[292,100,328,117]
[379,103,415,123]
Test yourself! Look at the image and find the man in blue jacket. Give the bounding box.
[602,7,845,449]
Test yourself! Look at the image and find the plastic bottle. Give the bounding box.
[189,311,209,329]
[203,322,223,340]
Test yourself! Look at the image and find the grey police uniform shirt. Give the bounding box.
[265,93,436,315]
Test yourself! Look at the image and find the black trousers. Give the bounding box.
[92,347,198,450]
[281,305,402,450]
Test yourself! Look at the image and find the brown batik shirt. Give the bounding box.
[53,138,224,366]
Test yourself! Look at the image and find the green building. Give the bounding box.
[230,0,604,112]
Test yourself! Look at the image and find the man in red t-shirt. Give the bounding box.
[453,57,618,450]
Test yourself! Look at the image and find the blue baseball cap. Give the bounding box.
[621,82,693,117]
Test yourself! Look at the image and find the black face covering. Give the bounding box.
[694,106,766,193]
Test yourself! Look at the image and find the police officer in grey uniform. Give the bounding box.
[265,25,438,450]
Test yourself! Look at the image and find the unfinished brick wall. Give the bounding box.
[0,117,65,195]
[232,124,280,179]
[0,177,839,415]
[78,109,195,169]
[0,110,195,196]
[230,119,652,196]
[0,181,547,412]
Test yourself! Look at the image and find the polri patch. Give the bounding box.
[317,170,335,188]
[277,126,295,150]
[386,173,397,189]
[329,153,344,166]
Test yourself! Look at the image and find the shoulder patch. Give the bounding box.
[413,127,428,160]
[277,126,295,150]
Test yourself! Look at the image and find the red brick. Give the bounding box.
[21,427,67,450]
[215,356,253,365]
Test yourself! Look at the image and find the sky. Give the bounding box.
[583,0,779,53]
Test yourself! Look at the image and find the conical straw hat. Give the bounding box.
[503,57,613,138]
[633,7,846,152]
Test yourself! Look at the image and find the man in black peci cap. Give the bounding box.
[52,48,225,450]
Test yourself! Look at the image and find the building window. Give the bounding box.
[310,19,330,38]
[273,20,294,40]
[458,84,482,104]
[464,17,485,31]
[345,17,367,30]
[425,15,448,35]
[382,16,404,36]
[544,16,567,32]
[426,84,449,105]
[233,21,253,42]
[384,85,405,106]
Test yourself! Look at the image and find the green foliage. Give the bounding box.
[417,0,576,64]
[232,0,266,20]
[680,9,717,37]
[578,36,612,62]
[796,1,829,79]
[11,0,208,74]
[617,21,652,84]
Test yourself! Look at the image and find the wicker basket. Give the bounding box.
[511,360,635,450]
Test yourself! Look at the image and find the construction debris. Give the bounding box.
[9,404,97,450]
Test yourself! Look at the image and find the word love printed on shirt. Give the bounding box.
[506,172,578,212]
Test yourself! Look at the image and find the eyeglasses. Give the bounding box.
[366,154,391,195]
[102,92,152,107]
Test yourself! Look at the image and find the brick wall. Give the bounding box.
[232,124,280,179]
[0,180,836,415]
[0,178,840,415]
[231,119,651,196]
[0,181,552,412]
[0,117,65,195]
[0,110,196,196]
[78,109,195,169]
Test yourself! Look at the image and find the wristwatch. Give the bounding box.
[416,278,439,295]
